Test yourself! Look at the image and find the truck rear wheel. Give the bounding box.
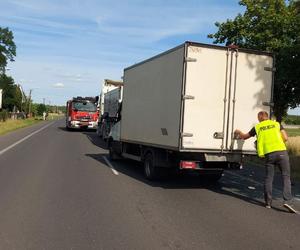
[143,153,162,180]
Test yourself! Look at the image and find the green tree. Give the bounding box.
[31,103,38,116]
[0,27,16,73]
[37,103,47,116]
[208,0,300,122]
[0,74,22,111]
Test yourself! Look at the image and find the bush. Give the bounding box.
[0,110,9,122]
[287,136,300,156]
[284,115,300,125]
[37,104,47,116]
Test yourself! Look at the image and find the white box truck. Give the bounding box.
[108,42,274,180]
[97,79,123,139]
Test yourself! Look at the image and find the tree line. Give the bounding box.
[1,0,300,122]
[0,27,20,114]
[0,27,65,120]
[208,0,300,122]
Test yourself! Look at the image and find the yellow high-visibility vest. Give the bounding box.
[255,120,286,157]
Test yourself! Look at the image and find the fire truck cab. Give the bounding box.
[66,96,99,130]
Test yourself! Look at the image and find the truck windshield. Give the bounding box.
[72,102,97,112]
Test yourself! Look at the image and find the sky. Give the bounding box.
[0,0,299,114]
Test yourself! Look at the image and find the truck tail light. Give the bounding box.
[180,161,197,169]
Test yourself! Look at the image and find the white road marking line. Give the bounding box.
[0,122,55,156]
[102,156,119,176]
[227,171,282,192]
[227,172,300,203]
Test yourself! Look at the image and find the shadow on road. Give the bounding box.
[82,131,294,213]
[57,126,84,133]
[82,131,108,149]
[57,126,108,149]
[85,152,288,211]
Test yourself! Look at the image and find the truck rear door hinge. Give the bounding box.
[264,67,276,72]
[181,132,193,137]
[185,57,197,62]
[182,95,195,100]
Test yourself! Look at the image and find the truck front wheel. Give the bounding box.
[66,123,71,131]
[144,153,162,180]
[108,140,119,161]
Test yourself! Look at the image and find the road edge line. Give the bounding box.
[102,156,119,176]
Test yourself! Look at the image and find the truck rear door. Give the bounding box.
[181,44,273,153]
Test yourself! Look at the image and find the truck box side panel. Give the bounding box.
[104,87,122,118]
[100,85,118,115]
[121,46,185,149]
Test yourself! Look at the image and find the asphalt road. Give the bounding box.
[0,119,299,250]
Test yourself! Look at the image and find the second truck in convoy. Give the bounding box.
[97,79,123,140]
[107,41,274,180]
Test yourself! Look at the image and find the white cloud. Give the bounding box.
[53,82,65,88]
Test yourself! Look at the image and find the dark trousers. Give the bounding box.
[264,150,292,205]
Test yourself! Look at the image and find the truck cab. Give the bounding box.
[66,96,99,130]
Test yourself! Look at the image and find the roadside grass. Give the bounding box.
[287,136,300,180]
[0,118,43,136]
[290,156,300,180]
[245,136,300,181]
[287,136,300,156]
[286,128,300,137]
[47,113,65,120]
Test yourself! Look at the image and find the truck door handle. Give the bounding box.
[213,132,224,139]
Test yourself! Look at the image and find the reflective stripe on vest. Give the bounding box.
[255,120,286,157]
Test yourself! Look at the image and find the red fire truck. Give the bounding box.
[66,96,99,130]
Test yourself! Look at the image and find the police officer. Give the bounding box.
[235,111,298,213]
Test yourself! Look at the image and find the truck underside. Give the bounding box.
[108,139,243,181]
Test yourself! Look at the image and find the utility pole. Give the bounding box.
[28,89,32,117]
[0,89,3,110]
[17,84,24,112]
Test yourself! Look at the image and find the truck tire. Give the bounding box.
[102,129,107,141]
[143,153,162,180]
[96,127,102,137]
[108,140,119,161]
[66,123,71,131]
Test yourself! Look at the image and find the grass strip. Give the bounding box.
[246,136,300,181]
[0,118,43,136]
[286,128,300,137]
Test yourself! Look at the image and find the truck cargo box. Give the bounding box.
[121,42,273,154]
[104,87,123,118]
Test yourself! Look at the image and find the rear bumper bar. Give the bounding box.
[69,120,98,129]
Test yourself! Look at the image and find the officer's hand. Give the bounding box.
[234,129,241,139]
[234,129,241,135]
